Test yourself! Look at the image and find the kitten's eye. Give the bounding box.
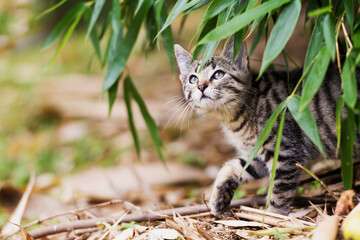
[212,70,225,80]
[189,75,199,84]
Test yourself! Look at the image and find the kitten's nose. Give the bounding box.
[198,84,208,92]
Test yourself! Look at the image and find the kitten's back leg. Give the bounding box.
[210,157,268,216]
[266,157,301,215]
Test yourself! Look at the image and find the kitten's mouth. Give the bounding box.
[200,94,212,101]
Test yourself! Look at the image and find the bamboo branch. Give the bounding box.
[296,162,339,200]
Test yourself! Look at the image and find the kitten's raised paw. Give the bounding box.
[209,177,239,216]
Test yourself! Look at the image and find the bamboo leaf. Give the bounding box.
[340,108,355,190]
[299,46,331,112]
[353,28,360,49]
[124,76,141,157]
[37,0,67,19]
[198,0,291,45]
[323,13,336,60]
[111,0,122,40]
[157,0,202,37]
[303,15,324,72]
[248,16,264,39]
[135,0,146,15]
[201,0,236,24]
[287,95,325,156]
[184,0,212,15]
[341,55,357,109]
[246,0,259,11]
[108,78,120,116]
[192,17,217,60]
[102,0,153,92]
[84,7,102,61]
[158,2,175,74]
[243,101,287,174]
[249,17,266,56]
[265,108,286,210]
[259,0,301,77]
[335,96,344,157]
[42,2,85,49]
[307,5,332,17]
[85,0,105,39]
[43,5,86,72]
[344,0,354,33]
[126,76,165,163]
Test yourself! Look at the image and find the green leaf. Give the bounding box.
[340,108,356,190]
[157,0,202,37]
[335,96,345,157]
[123,76,141,157]
[198,8,227,70]
[37,0,67,19]
[99,14,111,40]
[249,17,266,56]
[108,78,120,116]
[341,55,357,108]
[192,17,217,60]
[344,0,354,33]
[233,28,246,61]
[307,5,332,17]
[111,0,122,40]
[299,46,331,112]
[84,7,102,61]
[43,5,86,73]
[265,107,287,211]
[42,2,85,49]
[135,0,146,15]
[243,100,287,174]
[323,13,336,60]
[85,0,105,39]
[159,2,175,74]
[303,15,324,72]
[201,0,236,24]
[353,28,360,49]
[125,76,165,163]
[199,41,220,71]
[102,0,153,92]
[102,31,113,67]
[246,0,259,11]
[248,15,264,38]
[258,0,301,77]
[198,0,291,44]
[287,95,325,156]
[184,0,212,15]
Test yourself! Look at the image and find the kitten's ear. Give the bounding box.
[221,35,248,71]
[174,44,192,81]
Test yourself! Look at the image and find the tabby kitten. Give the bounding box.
[174,37,360,215]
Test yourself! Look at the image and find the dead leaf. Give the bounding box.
[149,229,180,239]
[1,173,35,236]
[215,220,269,228]
[311,214,339,240]
[196,227,215,240]
[334,190,355,215]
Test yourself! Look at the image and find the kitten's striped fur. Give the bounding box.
[174,37,360,215]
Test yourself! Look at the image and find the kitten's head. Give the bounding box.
[174,36,251,118]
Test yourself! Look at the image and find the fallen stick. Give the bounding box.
[27,195,264,239]
[13,194,360,239]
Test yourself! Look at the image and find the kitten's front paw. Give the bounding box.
[209,177,239,216]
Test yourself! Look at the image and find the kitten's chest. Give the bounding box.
[221,124,256,158]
